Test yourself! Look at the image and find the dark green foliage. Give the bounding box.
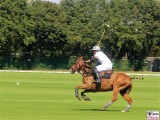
[61,0,160,71]
[0,0,70,69]
[0,0,159,70]
[68,55,77,68]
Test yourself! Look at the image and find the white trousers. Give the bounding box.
[96,63,113,72]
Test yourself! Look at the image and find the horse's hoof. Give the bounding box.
[102,108,105,111]
[86,98,91,101]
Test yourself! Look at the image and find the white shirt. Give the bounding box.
[94,51,112,65]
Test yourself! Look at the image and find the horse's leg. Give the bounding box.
[120,93,132,112]
[75,84,90,101]
[75,88,81,101]
[120,85,132,112]
[76,84,92,89]
[102,86,119,110]
[118,81,132,112]
[81,90,91,101]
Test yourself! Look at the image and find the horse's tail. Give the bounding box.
[130,76,144,80]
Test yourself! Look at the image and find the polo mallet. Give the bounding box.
[97,24,110,46]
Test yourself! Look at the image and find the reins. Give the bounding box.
[80,62,93,77]
[74,58,93,77]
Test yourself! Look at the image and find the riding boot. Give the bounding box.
[93,68,101,84]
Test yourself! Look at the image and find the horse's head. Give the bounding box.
[70,56,92,75]
[70,56,84,74]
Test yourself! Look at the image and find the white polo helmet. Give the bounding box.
[91,45,101,51]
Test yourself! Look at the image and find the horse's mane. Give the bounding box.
[77,56,92,69]
[77,56,92,75]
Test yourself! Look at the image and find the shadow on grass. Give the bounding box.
[71,108,120,112]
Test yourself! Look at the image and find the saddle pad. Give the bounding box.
[101,73,112,79]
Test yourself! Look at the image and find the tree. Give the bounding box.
[101,0,160,70]
[60,0,111,57]
[0,0,30,68]
[0,0,159,70]
[61,0,160,70]
[0,0,70,69]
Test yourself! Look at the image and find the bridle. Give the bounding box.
[70,59,83,73]
[70,59,92,76]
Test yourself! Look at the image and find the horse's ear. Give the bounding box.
[77,56,83,60]
[79,56,83,60]
[77,54,83,59]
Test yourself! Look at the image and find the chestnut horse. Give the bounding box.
[70,56,133,112]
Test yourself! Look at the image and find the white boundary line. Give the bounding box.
[0,70,159,76]
[126,73,160,76]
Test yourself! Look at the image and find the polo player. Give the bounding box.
[85,45,113,84]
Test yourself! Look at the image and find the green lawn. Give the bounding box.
[0,72,159,120]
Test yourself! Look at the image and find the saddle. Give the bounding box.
[100,70,113,79]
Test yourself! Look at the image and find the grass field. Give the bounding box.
[0,71,159,120]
